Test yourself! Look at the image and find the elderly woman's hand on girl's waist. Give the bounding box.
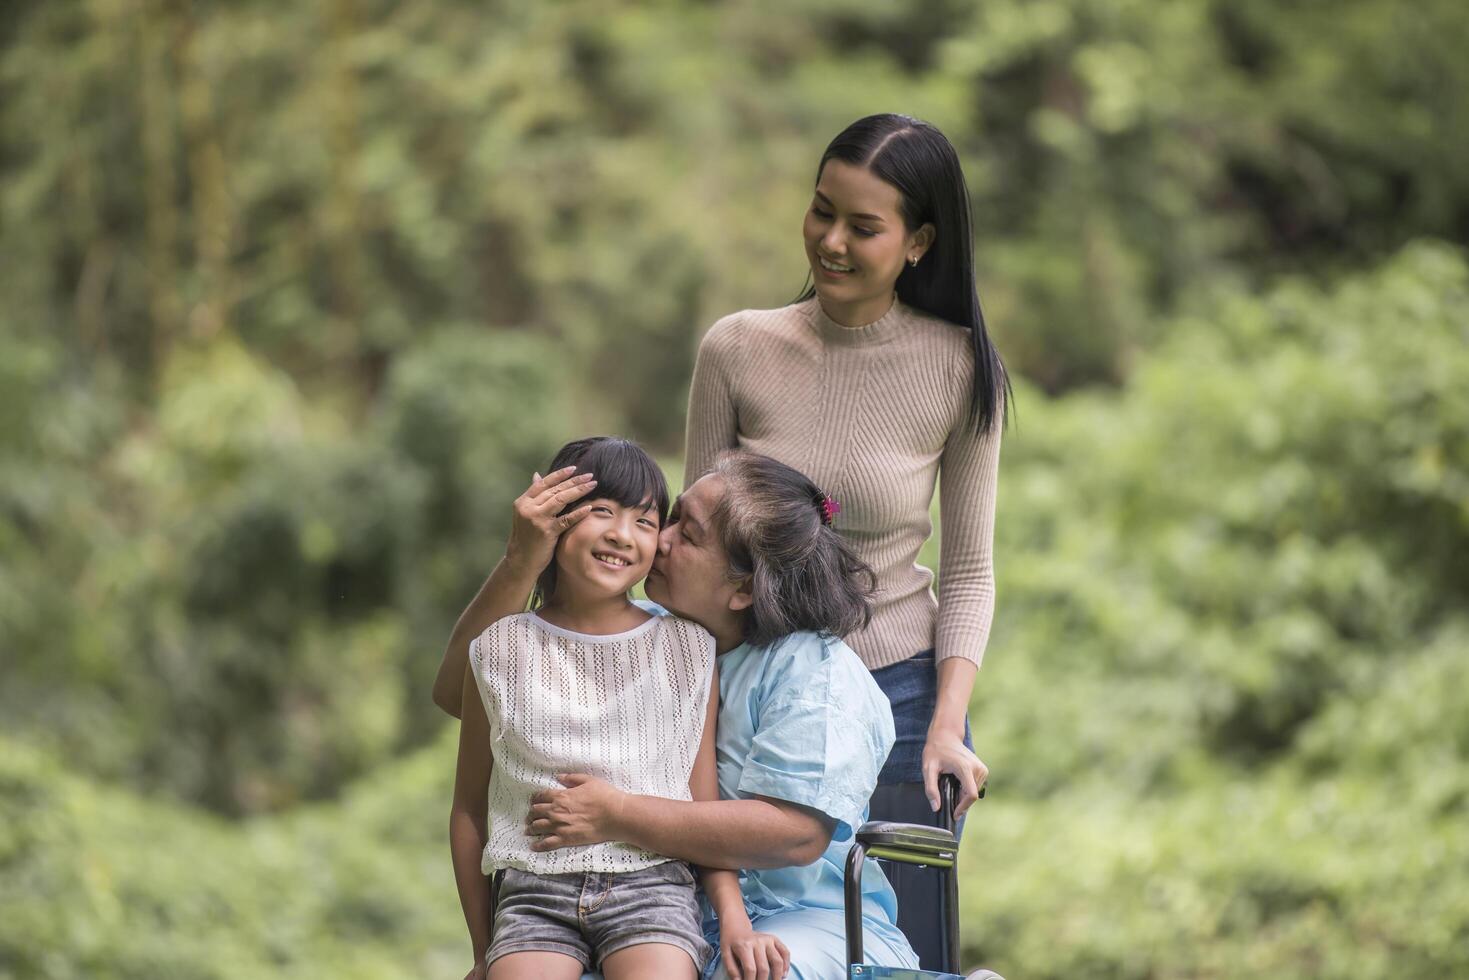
[524,773,627,851]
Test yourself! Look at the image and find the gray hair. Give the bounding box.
[710,451,875,647]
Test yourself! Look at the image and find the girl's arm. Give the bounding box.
[433,468,598,716]
[690,668,746,921]
[434,556,540,717]
[449,659,495,968]
[683,316,742,487]
[690,669,793,980]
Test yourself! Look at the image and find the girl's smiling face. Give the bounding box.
[552,496,661,600]
[802,158,933,326]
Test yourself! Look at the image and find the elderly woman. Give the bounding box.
[434,451,920,979]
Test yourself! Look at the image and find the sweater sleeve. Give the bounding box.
[682,314,743,488]
[935,376,1003,668]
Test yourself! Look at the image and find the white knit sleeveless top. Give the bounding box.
[468,610,716,874]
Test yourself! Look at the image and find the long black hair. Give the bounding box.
[798,113,1011,434]
[710,451,875,647]
[531,436,670,609]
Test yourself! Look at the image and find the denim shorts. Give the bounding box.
[869,649,973,786]
[487,860,712,972]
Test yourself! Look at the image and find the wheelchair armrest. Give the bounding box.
[854,820,957,868]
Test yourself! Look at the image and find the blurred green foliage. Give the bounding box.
[955,243,1469,975]
[0,732,465,979]
[2,0,1467,976]
[6,247,1465,978]
[2,327,576,812]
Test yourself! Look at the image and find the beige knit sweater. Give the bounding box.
[683,297,1001,670]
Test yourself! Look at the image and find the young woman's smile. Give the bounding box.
[802,158,933,326]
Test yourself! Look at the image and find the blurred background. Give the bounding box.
[2,0,1467,977]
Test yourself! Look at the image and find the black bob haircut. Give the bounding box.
[531,436,670,608]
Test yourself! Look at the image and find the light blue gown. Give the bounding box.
[576,605,918,979]
[698,629,919,979]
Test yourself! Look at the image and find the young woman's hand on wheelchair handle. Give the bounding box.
[524,773,625,851]
[721,922,791,980]
[921,729,988,818]
[504,467,599,574]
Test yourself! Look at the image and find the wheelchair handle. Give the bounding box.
[941,771,987,834]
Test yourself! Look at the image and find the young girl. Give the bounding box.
[449,436,785,980]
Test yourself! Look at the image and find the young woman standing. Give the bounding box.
[683,113,1007,934]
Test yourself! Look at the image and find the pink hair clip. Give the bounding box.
[820,495,841,527]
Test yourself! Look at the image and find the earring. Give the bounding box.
[908,255,919,267]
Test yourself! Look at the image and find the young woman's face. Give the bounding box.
[552,497,660,600]
[645,475,746,629]
[802,159,933,322]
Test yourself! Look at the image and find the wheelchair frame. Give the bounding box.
[843,774,981,975]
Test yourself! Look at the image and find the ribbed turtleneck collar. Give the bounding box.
[808,296,906,347]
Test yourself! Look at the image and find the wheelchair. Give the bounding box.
[844,775,998,980]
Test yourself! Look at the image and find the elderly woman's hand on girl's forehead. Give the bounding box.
[504,467,599,574]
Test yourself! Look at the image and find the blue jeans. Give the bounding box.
[867,649,974,972]
[870,649,973,786]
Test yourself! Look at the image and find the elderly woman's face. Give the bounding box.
[644,474,745,630]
